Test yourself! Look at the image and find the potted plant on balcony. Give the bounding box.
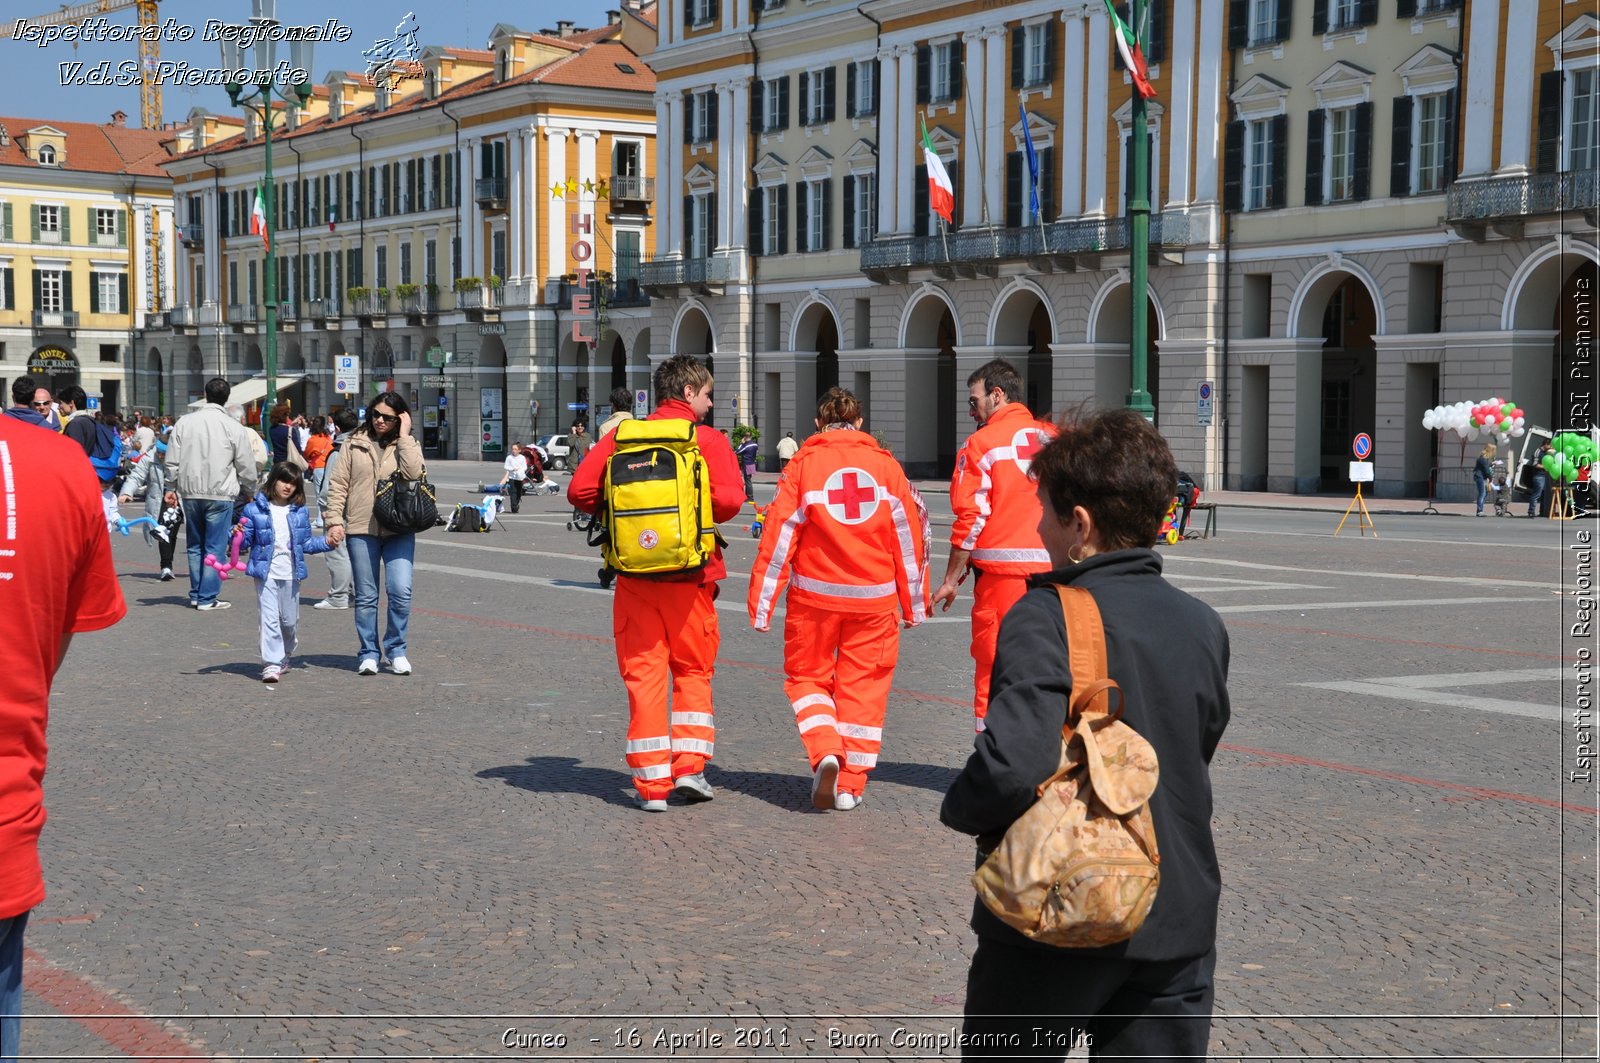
[375,286,391,305]
[452,277,482,293]
[347,285,371,302]
[395,283,420,300]
[486,274,503,290]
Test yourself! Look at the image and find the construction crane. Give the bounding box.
[0,0,162,130]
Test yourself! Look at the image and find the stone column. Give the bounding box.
[724,78,751,252]
[1083,3,1111,218]
[545,127,569,280]
[524,124,540,288]
[509,129,524,284]
[1496,3,1538,176]
[878,46,904,235]
[962,31,986,227]
[1060,9,1087,218]
[655,90,679,260]
[1460,0,1501,179]
[896,46,918,233]
[983,26,1007,227]
[1165,0,1197,209]
[1192,0,1226,206]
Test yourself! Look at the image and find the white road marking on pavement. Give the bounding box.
[1166,554,1562,591]
[1166,574,1331,592]
[1212,526,1569,551]
[1210,595,1551,614]
[1298,668,1567,720]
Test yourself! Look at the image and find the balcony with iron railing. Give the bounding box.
[458,284,499,314]
[500,281,535,308]
[179,222,205,248]
[401,289,438,317]
[1446,169,1600,240]
[277,301,299,323]
[309,297,341,320]
[474,177,507,212]
[610,175,655,206]
[859,214,1192,281]
[169,305,221,327]
[32,309,78,330]
[350,293,392,319]
[226,303,257,327]
[639,255,743,294]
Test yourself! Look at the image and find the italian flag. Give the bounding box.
[250,181,269,250]
[921,117,954,225]
[1104,0,1157,100]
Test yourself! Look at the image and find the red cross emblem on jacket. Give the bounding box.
[823,467,880,525]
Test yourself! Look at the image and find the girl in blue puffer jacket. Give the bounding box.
[236,463,342,683]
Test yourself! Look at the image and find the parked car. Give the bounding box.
[535,433,573,470]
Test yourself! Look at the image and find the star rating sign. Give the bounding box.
[551,182,565,199]
[581,178,596,195]
[565,177,579,195]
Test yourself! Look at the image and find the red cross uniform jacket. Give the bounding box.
[748,428,932,630]
[949,403,1058,576]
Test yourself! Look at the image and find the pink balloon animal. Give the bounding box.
[203,517,250,580]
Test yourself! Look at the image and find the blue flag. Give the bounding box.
[1020,104,1041,223]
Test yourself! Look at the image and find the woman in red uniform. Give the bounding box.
[748,388,931,811]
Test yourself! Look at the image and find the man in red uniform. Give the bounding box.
[932,359,1056,731]
[0,417,127,1057]
[568,355,745,811]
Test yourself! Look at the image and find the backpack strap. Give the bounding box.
[1056,585,1120,723]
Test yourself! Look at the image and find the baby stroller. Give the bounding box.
[1488,459,1511,517]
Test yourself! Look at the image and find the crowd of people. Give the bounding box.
[0,354,1246,1060]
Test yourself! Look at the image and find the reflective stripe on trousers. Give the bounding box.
[782,603,900,797]
[614,577,719,799]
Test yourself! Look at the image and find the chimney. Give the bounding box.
[608,10,621,25]
[557,19,575,37]
[110,110,127,128]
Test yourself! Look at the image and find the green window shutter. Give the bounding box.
[1,202,10,240]
[62,271,73,312]
[119,273,128,314]
[117,209,127,246]
[90,272,100,314]
[31,204,39,242]
[61,206,71,243]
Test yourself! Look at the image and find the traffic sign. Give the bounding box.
[1197,381,1214,426]
[634,389,648,416]
[335,354,360,395]
[1352,433,1373,460]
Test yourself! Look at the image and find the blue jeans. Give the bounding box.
[1474,472,1487,513]
[1529,472,1549,516]
[183,498,235,606]
[0,910,29,1062]
[347,533,415,662]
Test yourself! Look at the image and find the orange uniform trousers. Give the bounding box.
[969,569,1032,730]
[783,603,900,798]
[613,576,720,800]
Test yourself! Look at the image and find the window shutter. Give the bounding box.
[708,92,719,137]
[751,80,765,131]
[32,269,41,310]
[1,268,11,311]
[916,45,931,104]
[795,181,808,251]
[1304,109,1325,206]
[779,76,791,130]
[1397,0,1416,17]
[776,184,788,254]
[91,272,101,314]
[1006,151,1023,227]
[1352,100,1372,200]
[1012,26,1025,89]
[61,206,71,243]
[118,273,128,314]
[1389,95,1413,197]
[684,0,693,28]
[950,43,963,98]
[824,67,837,123]
[1041,147,1056,219]
[1145,1,1167,65]
[1441,87,1458,187]
[1357,0,1377,26]
[1269,114,1288,208]
[820,179,832,251]
[684,100,695,143]
[1535,70,1563,175]
[1312,0,1327,35]
[798,72,811,126]
[30,205,38,242]
[1,202,10,240]
[116,209,127,246]
[843,175,857,248]
[683,195,693,254]
[846,63,857,118]
[914,164,929,236]
[62,271,73,313]
[708,0,719,23]
[1044,21,1057,82]
[1228,0,1249,49]
[870,62,881,115]
[1276,0,1293,41]
[1224,120,1245,210]
[218,195,229,238]
[749,186,764,256]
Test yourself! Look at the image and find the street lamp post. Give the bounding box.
[218,0,314,424]
[1125,0,1155,420]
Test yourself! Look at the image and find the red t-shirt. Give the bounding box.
[0,419,128,919]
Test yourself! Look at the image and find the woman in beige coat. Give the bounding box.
[325,392,425,675]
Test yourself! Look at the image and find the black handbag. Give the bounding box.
[373,466,439,533]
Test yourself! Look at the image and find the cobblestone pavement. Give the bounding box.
[18,463,1596,1060]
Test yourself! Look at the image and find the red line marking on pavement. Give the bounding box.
[418,609,1593,815]
[1225,621,1574,662]
[23,947,209,1060]
[1221,743,1599,816]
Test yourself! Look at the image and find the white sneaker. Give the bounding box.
[834,791,863,812]
[159,568,174,582]
[313,599,348,610]
[356,659,379,676]
[674,773,714,802]
[261,664,282,684]
[811,755,840,810]
[636,794,668,812]
[196,600,231,611]
[389,656,412,675]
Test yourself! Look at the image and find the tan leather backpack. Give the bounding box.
[970,585,1161,948]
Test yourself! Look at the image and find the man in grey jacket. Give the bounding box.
[312,408,359,610]
[166,377,259,610]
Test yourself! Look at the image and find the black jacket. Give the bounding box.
[941,548,1231,961]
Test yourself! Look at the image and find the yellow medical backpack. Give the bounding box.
[595,418,717,574]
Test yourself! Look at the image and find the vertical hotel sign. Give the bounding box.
[570,210,598,348]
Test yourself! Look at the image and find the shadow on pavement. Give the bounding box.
[478,757,638,809]
[871,760,962,793]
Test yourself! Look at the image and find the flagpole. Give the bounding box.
[1125,0,1155,419]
